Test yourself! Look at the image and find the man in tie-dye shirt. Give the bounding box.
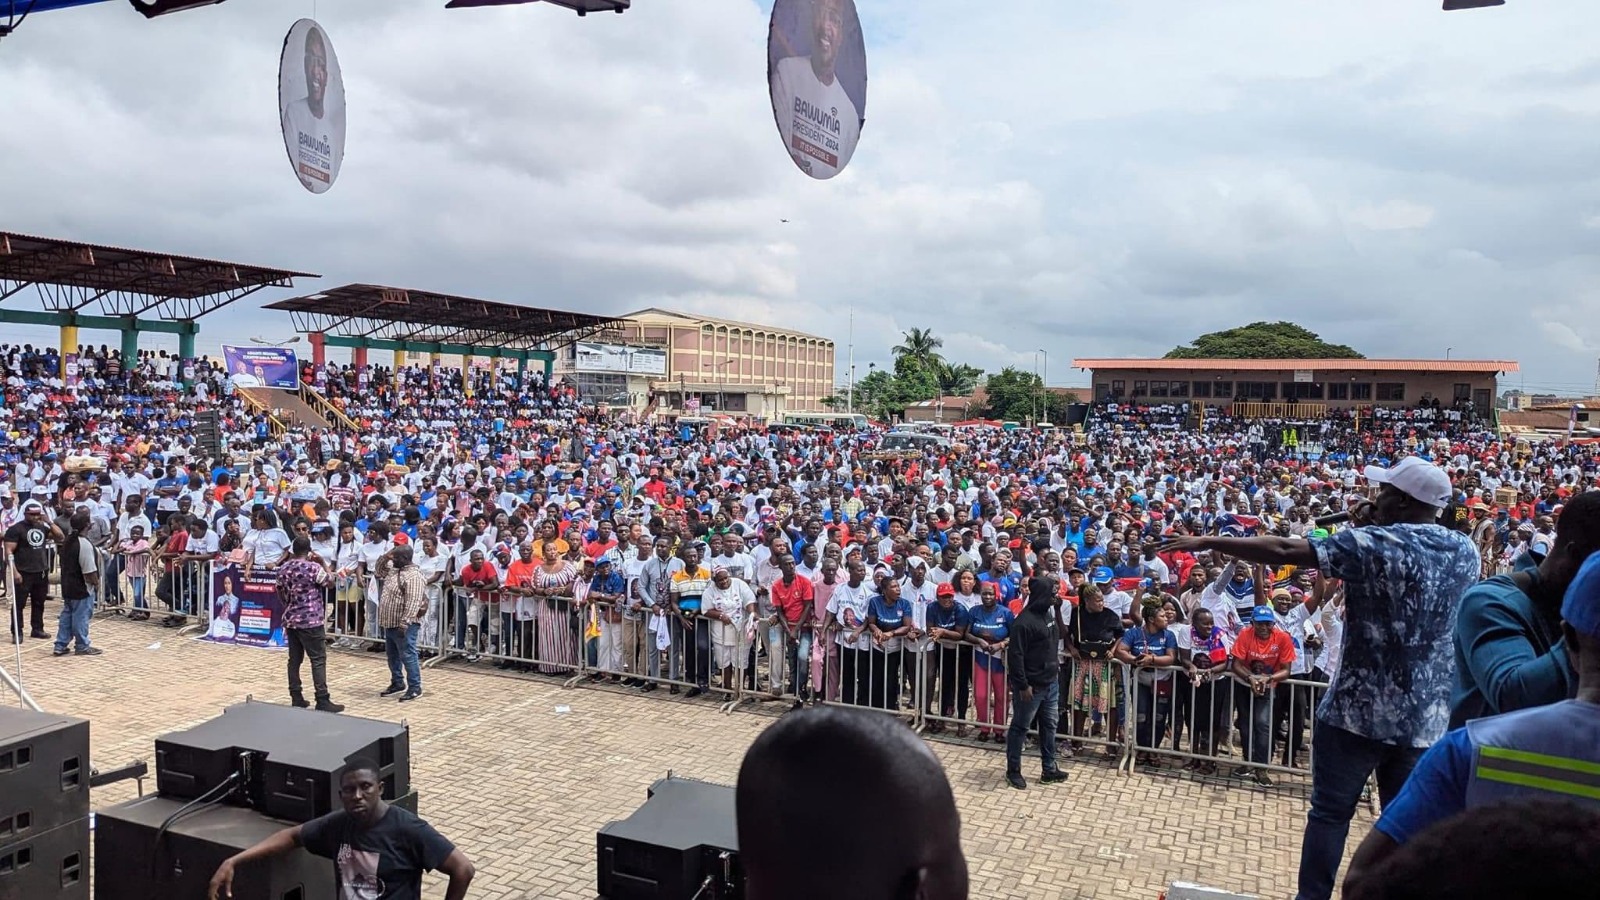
[1162,456,1480,900]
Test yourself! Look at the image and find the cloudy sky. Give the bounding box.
[1,0,1597,394]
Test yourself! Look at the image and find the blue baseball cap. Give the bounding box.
[1562,553,1600,641]
[1090,566,1114,584]
[1251,605,1277,623]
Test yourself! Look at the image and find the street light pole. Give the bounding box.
[1039,348,1049,423]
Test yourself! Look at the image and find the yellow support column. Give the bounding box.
[487,356,498,390]
[395,348,407,369]
[59,324,78,378]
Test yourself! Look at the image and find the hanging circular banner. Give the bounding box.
[767,0,867,180]
[278,18,346,194]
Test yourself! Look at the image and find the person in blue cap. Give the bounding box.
[1345,549,1600,895]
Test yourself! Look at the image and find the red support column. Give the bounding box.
[308,331,327,367]
[352,344,368,368]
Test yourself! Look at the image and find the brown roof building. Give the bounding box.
[1070,357,1519,416]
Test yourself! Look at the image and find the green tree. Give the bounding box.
[855,368,899,421]
[892,327,946,368]
[980,367,1076,423]
[1164,322,1363,360]
[934,362,984,397]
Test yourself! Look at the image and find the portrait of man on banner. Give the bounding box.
[279,18,347,194]
[768,0,867,180]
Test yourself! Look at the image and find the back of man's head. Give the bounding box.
[1346,799,1600,900]
[736,707,967,900]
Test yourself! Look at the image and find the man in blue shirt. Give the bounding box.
[1162,456,1481,900]
[1344,550,1600,897]
[1450,490,1600,728]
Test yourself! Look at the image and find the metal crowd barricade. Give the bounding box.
[327,571,382,651]
[1124,663,1326,783]
[918,648,1131,770]
[816,632,921,726]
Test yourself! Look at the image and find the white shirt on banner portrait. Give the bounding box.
[770,55,860,179]
[282,97,344,193]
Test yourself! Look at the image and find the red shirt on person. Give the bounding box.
[769,573,816,625]
[1230,626,1296,675]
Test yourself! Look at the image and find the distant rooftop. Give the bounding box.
[1071,358,1520,374]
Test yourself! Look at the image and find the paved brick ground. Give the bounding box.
[8,616,1375,898]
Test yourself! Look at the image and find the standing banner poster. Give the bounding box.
[222,345,300,389]
[203,564,288,649]
[768,0,867,180]
[279,18,347,194]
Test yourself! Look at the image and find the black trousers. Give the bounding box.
[869,649,903,711]
[937,645,974,717]
[840,647,872,706]
[11,572,48,637]
[287,626,332,701]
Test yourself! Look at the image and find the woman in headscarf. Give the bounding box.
[702,565,756,693]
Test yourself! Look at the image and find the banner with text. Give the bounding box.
[222,345,300,389]
[768,0,868,180]
[202,564,288,649]
[574,342,667,375]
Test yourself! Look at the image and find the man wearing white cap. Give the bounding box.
[1161,455,1481,900]
[5,500,61,642]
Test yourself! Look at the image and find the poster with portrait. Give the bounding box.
[767,0,867,180]
[278,18,347,194]
[222,345,300,389]
[203,564,288,649]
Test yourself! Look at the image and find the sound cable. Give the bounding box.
[146,769,243,899]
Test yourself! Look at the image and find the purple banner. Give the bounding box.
[203,564,289,649]
[222,345,300,389]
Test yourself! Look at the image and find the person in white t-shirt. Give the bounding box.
[769,0,862,180]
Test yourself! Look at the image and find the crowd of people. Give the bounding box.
[6,346,1600,897]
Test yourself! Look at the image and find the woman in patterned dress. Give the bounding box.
[531,541,579,673]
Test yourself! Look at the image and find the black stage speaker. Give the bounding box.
[155,701,409,823]
[1064,403,1091,427]
[94,791,420,900]
[0,707,90,839]
[597,777,742,900]
[0,816,89,900]
[95,794,330,900]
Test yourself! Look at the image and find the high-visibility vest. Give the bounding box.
[1465,699,1600,808]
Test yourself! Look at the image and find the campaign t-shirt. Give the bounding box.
[299,805,454,900]
[1120,624,1178,683]
[1231,627,1297,675]
[967,604,1014,671]
[4,521,51,573]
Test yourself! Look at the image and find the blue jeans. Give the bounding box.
[1237,684,1276,765]
[1005,680,1061,775]
[1295,719,1425,900]
[384,624,421,693]
[55,593,94,652]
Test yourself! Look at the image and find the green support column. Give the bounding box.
[178,328,196,386]
[121,325,139,362]
[542,357,552,384]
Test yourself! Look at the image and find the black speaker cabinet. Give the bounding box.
[94,795,333,900]
[597,777,742,900]
[155,701,410,823]
[0,707,90,838]
[0,816,89,900]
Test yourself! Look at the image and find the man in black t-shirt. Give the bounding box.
[4,500,61,641]
[208,759,475,900]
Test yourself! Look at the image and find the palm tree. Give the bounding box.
[935,362,983,397]
[892,328,945,367]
